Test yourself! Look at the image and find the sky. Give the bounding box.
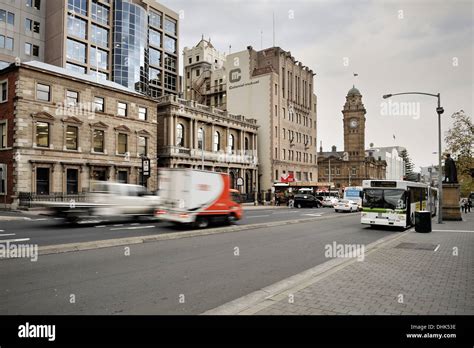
[160,0,473,170]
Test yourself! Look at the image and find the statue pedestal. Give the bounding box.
[442,183,462,221]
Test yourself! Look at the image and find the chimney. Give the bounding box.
[331,145,337,152]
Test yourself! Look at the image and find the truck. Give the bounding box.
[155,168,242,228]
[33,181,160,223]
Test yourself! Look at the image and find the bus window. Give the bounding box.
[384,190,406,210]
[363,189,383,208]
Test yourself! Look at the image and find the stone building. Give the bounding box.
[183,37,227,109]
[0,61,158,208]
[318,86,386,189]
[225,46,318,191]
[156,94,258,199]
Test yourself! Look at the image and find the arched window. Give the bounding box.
[244,137,249,151]
[176,123,184,147]
[197,128,204,150]
[213,131,220,151]
[228,134,234,152]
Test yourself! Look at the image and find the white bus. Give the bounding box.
[361,180,437,228]
[343,186,363,208]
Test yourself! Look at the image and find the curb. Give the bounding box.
[202,227,414,315]
[36,213,354,256]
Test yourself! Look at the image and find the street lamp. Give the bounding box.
[383,92,444,223]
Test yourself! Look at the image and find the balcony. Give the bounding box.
[159,146,258,165]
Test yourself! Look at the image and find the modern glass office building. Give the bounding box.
[0,0,179,98]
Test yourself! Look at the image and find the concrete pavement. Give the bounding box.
[207,212,474,315]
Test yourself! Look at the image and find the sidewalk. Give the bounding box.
[207,212,474,315]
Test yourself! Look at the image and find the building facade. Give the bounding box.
[0,61,158,208]
[224,46,318,192]
[366,146,405,180]
[318,86,386,189]
[156,94,258,199]
[0,0,179,97]
[183,37,227,109]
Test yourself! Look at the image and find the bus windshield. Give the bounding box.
[363,189,406,210]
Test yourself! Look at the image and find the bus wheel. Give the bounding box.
[227,214,237,225]
[194,216,209,229]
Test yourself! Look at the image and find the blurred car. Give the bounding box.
[293,194,321,208]
[321,197,339,207]
[334,199,359,212]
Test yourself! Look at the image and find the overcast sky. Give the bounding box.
[160,0,473,170]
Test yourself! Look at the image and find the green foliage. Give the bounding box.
[400,149,417,181]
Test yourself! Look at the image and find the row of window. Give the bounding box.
[324,167,358,176]
[279,127,313,146]
[31,82,148,120]
[277,148,314,164]
[0,10,15,25]
[281,67,313,108]
[0,35,14,50]
[33,121,148,156]
[275,170,313,182]
[280,107,313,127]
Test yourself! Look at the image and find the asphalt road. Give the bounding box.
[0,213,399,315]
[0,207,338,247]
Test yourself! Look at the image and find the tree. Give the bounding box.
[400,149,417,181]
[444,110,474,196]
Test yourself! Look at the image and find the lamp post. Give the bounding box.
[383,92,444,223]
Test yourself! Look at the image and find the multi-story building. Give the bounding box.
[365,146,406,180]
[318,86,386,189]
[0,0,45,68]
[224,46,318,192]
[156,94,258,199]
[0,0,179,98]
[0,61,158,208]
[183,37,227,109]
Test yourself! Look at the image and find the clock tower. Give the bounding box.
[343,85,366,161]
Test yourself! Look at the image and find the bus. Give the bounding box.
[361,180,437,228]
[343,186,363,208]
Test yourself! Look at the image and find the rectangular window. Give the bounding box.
[7,12,14,25]
[0,163,5,194]
[5,37,13,50]
[164,36,176,54]
[66,169,79,194]
[117,102,127,117]
[164,17,177,35]
[36,83,50,102]
[33,21,40,33]
[117,170,128,184]
[149,11,161,28]
[117,133,127,154]
[164,73,176,90]
[90,47,108,70]
[66,90,79,106]
[90,70,108,81]
[0,81,7,102]
[149,48,161,67]
[32,44,39,57]
[149,67,161,86]
[138,136,147,156]
[164,54,177,72]
[66,125,78,150]
[36,122,49,147]
[0,122,7,148]
[68,0,87,16]
[67,39,86,63]
[90,24,108,47]
[149,29,161,47]
[66,63,86,74]
[67,16,87,39]
[138,107,147,121]
[94,97,104,112]
[36,168,49,195]
[0,10,5,23]
[91,0,109,25]
[93,129,104,152]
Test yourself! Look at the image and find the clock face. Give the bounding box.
[349,119,358,128]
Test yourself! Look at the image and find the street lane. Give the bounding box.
[0,213,399,314]
[0,207,340,247]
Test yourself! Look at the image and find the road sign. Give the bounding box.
[236,177,244,186]
[142,157,150,177]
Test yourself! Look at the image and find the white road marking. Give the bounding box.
[113,224,124,227]
[0,234,16,237]
[434,244,440,252]
[33,218,48,221]
[432,230,474,233]
[54,218,63,220]
[95,225,106,228]
[110,226,155,231]
[0,230,3,232]
[0,238,30,243]
[302,213,323,217]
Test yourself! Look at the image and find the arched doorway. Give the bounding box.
[229,171,235,189]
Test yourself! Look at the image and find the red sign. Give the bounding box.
[280,173,295,183]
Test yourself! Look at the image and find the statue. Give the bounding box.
[443,154,458,183]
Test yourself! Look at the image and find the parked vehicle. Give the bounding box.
[343,186,363,208]
[293,194,321,208]
[334,199,359,212]
[155,168,242,228]
[321,197,339,207]
[33,182,160,223]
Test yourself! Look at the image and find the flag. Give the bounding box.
[393,134,396,140]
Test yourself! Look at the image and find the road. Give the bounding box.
[0,212,399,315]
[0,207,338,247]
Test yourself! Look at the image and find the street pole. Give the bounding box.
[382,91,444,223]
[437,94,443,224]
